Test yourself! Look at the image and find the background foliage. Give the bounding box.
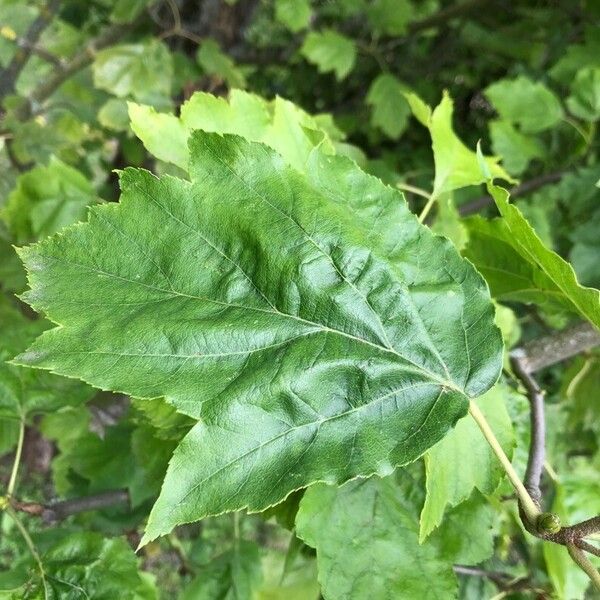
[0,0,599,598]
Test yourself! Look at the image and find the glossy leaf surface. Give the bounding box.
[15,132,502,543]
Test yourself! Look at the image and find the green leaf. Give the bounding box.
[431,490,496,565]
[14,132,502,543]
[403,91,431,126]
[9,531,155,599]
[0,295,92,420]
[431,192,468,251]
[1,156,98,244]
[367,0,413,36]
[566,67,600,122]
[295,475,458,600]
[180,540,262,600]
[301,30,356,80]
[196,39,246,88]
[419,382,514,541]
[485,76,564,133]
[366,74,411,139]
[93,40,173,106]
[98,98,131,132]
[409,92,515,197]
[275,0,311,33]
[129,91,335,173]
[110,0,153,23]
[257,547,320,600]
[464,185,600,328]
[489,119,545,175]
[128,103,189,170]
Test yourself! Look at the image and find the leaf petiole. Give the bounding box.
[468,400,541,525]
[7,417,25,498]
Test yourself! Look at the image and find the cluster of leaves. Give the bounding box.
[0,1,599,598]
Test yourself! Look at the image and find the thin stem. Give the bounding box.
[396,182,432,199]
[418,193,437,223]
[577,540,600,559]
[7,418,25,497]
[468,400,541,525]
[6,507,48,596]
[567,543,600,592]
[164,0,181,30]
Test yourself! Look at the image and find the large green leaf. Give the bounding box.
[295,475,459,600]
[419,382,514,541]
[464,185,600,328]
[14,132,502,543]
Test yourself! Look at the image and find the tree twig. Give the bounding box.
[12,6,156,121]
[576,539,600,559]
[514,321,600,374]
[0,0,61,101]
[510,353,545,506]
[459,172,564,216]
[509,323,600,590]
[11,489,130,523]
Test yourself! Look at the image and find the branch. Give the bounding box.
[510,354,545,506]
[0,0,61,101]
[408,0,489,34]
[13,6,155,121]
[459,172,564,216]
[453,564,541,593]
[514,321,600,374]
[510,324,600,590]
[11,489,130,523]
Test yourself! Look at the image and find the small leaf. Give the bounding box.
[485,76,564,133]
[0,296,92,421]
[367,0,413,36]
[408,92,515,197]
[1,156,98,244]
[301,30,356,80]
[93,40,173,106]
[196,39,246,88]
[366,74,411,139]
[11,531,156,598]
[566,67,600,121]
[489,119,545,175]
[275,0,311,33]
